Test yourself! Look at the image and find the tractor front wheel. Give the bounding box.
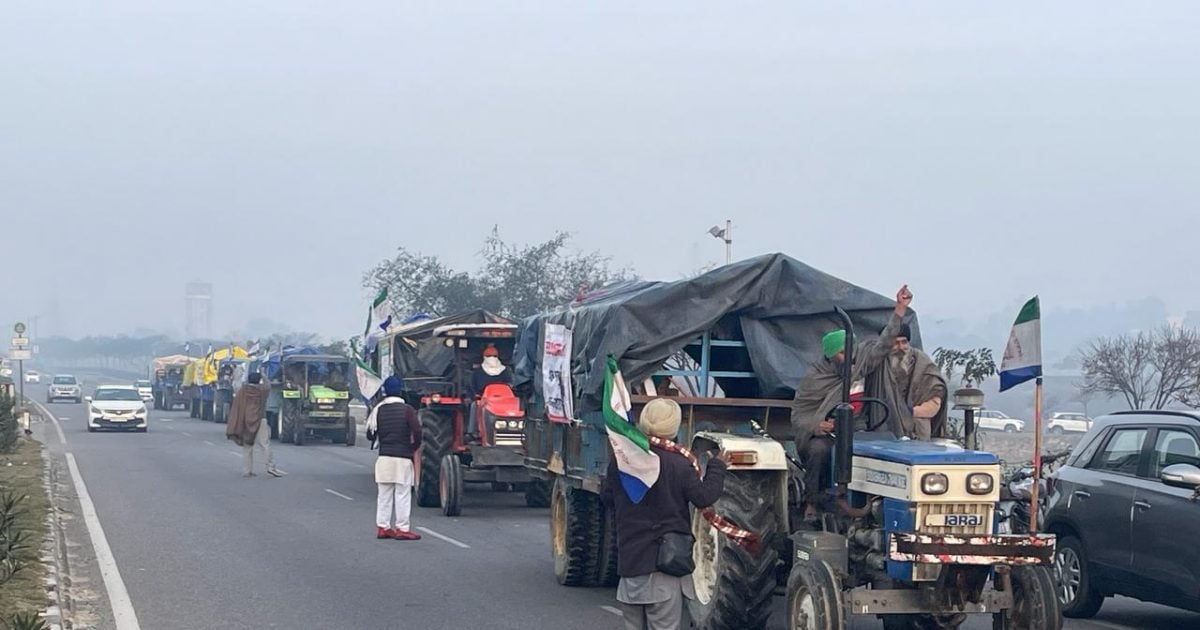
[1001,565,1062,630]
[280,410,294,444]
[417,409,450,508]
[787,561,844,630]
[439,454,464,517]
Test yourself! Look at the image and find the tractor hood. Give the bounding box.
[852,434,998,466]
[308,385,349,401]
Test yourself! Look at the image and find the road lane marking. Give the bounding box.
[158,418,173,423]
[35,401,68,445]
[66,453,142,630]
[325,489,354,501]
[1086,622,1138,630]
[181,432,192,437]
[600,605,623,617]
[416,526,470,549]
[203,440,215,446]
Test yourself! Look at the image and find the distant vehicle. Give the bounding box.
[977,409,1026,433]
[1045,410,1200,617]
[1047,412,1093,435]
[86,386,148,433]
[24,370,40,383]
[47,375,83,403]
[134,379,153,403]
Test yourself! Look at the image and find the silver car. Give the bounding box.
[48,374,83,403]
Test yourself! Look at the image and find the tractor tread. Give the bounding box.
[417,409,451,508]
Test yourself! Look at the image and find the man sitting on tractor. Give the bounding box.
[464,345,513,441]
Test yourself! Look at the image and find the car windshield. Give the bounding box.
[94,389,142,402]
[53,376,77,385]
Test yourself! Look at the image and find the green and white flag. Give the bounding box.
[999,296,1042,391]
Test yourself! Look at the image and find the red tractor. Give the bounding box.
[413,323,540,516]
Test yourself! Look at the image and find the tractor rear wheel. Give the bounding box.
[688,471,782,630]
[787,560,844,630]
[1002,565,1062,630]
[280,410,294,444]
[524,478,551,508]
[190,398,199,418]
[550,476,601,587]
[293,416,306,446]
[344,417,356,447]
[417,409,451,508]
[439,454,464,517]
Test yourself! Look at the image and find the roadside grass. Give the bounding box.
[0,436,50,617]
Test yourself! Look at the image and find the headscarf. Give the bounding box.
[822,330,846,359]
[382,375,404,397]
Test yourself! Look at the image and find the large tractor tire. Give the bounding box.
[190,398,200,418]
[787,560,844,630]
[594,502,620,587]
[688,471,782,630]
[417,409,451,508]
[1002,565,1062,630]
[293,417,307,446]
[524,478,551,508]
[439,454,464,517]
[201,400,213,422]
[550,477,602,587]
[344,417,356,447]
[280,410,294,444]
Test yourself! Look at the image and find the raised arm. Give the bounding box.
[858,285,912,372]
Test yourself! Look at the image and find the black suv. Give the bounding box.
[1044,410,1200,618]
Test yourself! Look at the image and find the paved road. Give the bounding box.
[27,383,1200,629]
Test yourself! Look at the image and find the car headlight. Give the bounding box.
[921,472,949,495]
[966,473,994,495]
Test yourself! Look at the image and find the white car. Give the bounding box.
[134,379,154,403]
[48,374,83,403]
[1046,411,1092,434]
[977,409,1026,433]
[86,386,149,433]
[24,370,40,383]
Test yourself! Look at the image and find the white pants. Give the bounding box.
[376,483,412,530]
[242,420,274,474]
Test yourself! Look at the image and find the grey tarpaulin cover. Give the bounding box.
[390,310,513,382]
[513,253,921,411]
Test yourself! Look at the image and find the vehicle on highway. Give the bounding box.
[134,379,153,403]
[47,374,83,403]
[1044,410,1200,618]
[86,385,149,432]
[272,353,354,446]
[1046,412,1092,435]
[24,370,40,383]
[978,409,1026,432]
[151,355,191,411]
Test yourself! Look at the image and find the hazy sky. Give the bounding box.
[3,2,1198,339]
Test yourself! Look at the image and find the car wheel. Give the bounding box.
[1056,536,1104,618]
[1005,424,1017,433]
[87,426,96,433]
[1050,426,1064,435]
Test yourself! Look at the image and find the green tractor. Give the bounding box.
[276,354,355,446]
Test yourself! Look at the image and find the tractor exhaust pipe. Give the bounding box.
[832,307,855,489]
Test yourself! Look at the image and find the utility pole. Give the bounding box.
[708,220,734,265]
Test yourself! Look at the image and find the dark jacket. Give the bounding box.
[601,445,727,578]
[470,368,511,398]
[366,400,422,459]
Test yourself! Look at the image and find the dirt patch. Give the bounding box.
[975,430,1084,474]
[0,436,51,617]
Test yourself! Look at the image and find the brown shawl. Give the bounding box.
[226,383,270,446]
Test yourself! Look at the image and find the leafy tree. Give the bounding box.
[1078,326,1200,410]
[0,390,15,454]
[363,227,628,319]
[932,347,997,387]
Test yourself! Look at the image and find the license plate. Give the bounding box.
[107,417,128,423]
[926,513,984,527]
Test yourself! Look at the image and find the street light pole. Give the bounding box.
[723,219,732,265]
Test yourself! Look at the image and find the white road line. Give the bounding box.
[599,605,623,617]
[33,401,68,444]
[416,526,470,549]
[203,440,215,446]
[324,489,354,501]
[1085,622,1138,630]
[157,418,173,423]
[181,431,192,437]
[66,454,142,630]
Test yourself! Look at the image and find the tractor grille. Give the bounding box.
[916,502,993,536]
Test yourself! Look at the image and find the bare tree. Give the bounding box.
[1078,326,1200,410]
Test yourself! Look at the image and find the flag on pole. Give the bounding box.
[603,356,660,503]
[999,296,1042,392]
[363,288,392,354]
[354,357,383,404]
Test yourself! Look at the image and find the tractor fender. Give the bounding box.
[692,431,789,471]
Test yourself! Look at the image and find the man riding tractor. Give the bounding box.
[413,325,532,517]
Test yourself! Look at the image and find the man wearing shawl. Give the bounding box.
[227,372,282,478]
[790,286,947,517]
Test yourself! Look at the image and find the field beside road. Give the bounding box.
[0,436,50,618]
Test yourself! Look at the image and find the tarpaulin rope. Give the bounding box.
[648,436,762,553]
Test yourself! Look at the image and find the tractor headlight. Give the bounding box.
[921,473,949,495]
[966,473,994,495]
[494,420,505,430]
[517,420,524,430]
[506,420,519,429]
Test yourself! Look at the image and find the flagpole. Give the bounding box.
[1030,376,1044,532]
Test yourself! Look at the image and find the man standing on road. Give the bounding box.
[366,376,422,541]
[601,398,729,630]
[227,372,281,478]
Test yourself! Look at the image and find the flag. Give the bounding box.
[999,296,1042,391]
[604,356,660,503]
[363,288,392,353]
[355,357,383,403]
[247,339,261,356]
